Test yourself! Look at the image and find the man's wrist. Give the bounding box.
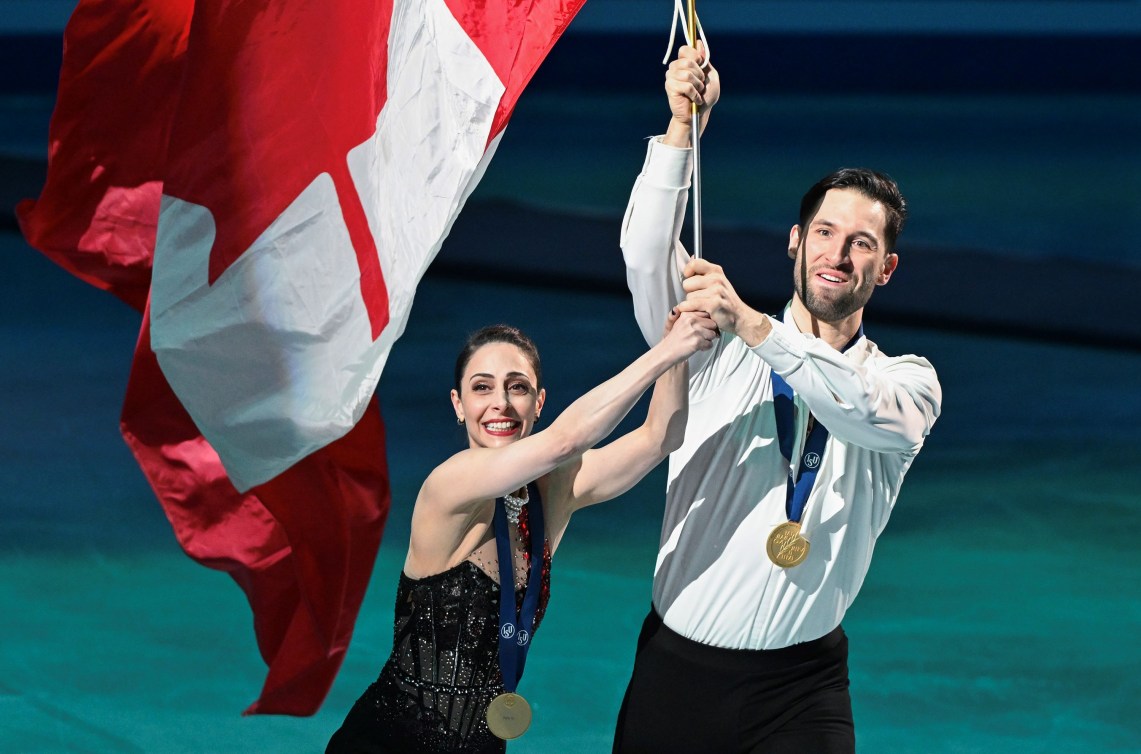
[734,309,773,348]
[662,117,692,148]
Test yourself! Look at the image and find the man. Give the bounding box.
[612,44,942,753]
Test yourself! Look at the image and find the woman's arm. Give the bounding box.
[558,354,688,512]
[417,312,715,519]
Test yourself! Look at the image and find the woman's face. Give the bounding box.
[451,342,545,449]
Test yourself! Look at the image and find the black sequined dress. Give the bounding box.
[327,503,552,753]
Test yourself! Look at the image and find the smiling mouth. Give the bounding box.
[817,272,847,284]
[483,420,521,436]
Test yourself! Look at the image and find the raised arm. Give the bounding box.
[418,312,718,516]
[620,44,720,348]
[556,310,695,512]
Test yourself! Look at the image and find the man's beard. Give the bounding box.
[794,263,876,323]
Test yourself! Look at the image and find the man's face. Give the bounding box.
[788,188,898,323]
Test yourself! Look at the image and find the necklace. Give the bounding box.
[503,488,529,526]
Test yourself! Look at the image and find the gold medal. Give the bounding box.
[486,691,531,740]
[767,520,810,568]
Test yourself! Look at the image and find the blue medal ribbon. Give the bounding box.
[493,482,544,694]
[770,322,864,523]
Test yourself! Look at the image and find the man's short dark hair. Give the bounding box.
[799,168,908,252]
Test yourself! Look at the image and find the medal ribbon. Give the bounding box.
[494,482,545,694]
[771,323,864,523]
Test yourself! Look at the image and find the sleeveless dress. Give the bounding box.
[327,503,552,753]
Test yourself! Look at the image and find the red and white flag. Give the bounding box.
[19,0,585,715]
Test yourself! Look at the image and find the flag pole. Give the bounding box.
[687,0,703,259]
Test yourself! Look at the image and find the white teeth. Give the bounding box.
[485,421,517,431]
[821,274,843,283]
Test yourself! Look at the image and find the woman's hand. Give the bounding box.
[661,308,718,361]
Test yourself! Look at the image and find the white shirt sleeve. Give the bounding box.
[620,138,693,347]
[752,316,943,454]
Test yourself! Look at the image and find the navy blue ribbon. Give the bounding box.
[771,322,864,523]
[494,482,544,694]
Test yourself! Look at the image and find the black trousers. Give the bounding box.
[612,609,855,754]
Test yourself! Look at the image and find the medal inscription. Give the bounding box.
[766,521,810,568]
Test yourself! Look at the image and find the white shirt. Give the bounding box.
[621,138,943,649]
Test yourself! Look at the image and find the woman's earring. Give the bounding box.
[457,417,465,425]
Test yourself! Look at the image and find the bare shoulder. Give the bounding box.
[406,482,495,577]
[417,446,486,514]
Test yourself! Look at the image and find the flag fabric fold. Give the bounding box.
[15,0,192,311]
[19,0,585,715]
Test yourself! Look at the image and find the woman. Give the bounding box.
[327,311,716,753]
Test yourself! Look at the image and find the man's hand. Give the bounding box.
[663,42,720,148]
[676,258,772,347]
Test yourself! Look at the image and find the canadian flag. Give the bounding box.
[19,0,585,715]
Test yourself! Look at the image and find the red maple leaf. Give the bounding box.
[161,0,394,338]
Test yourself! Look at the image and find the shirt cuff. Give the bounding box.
[641,136,692,189]
[748,315,807,375]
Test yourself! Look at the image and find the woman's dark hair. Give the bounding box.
[453,324,542,393]
[798,168,908,252]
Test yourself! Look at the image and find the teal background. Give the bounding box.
[3,256,1139,752]
[2,2,1140,751]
